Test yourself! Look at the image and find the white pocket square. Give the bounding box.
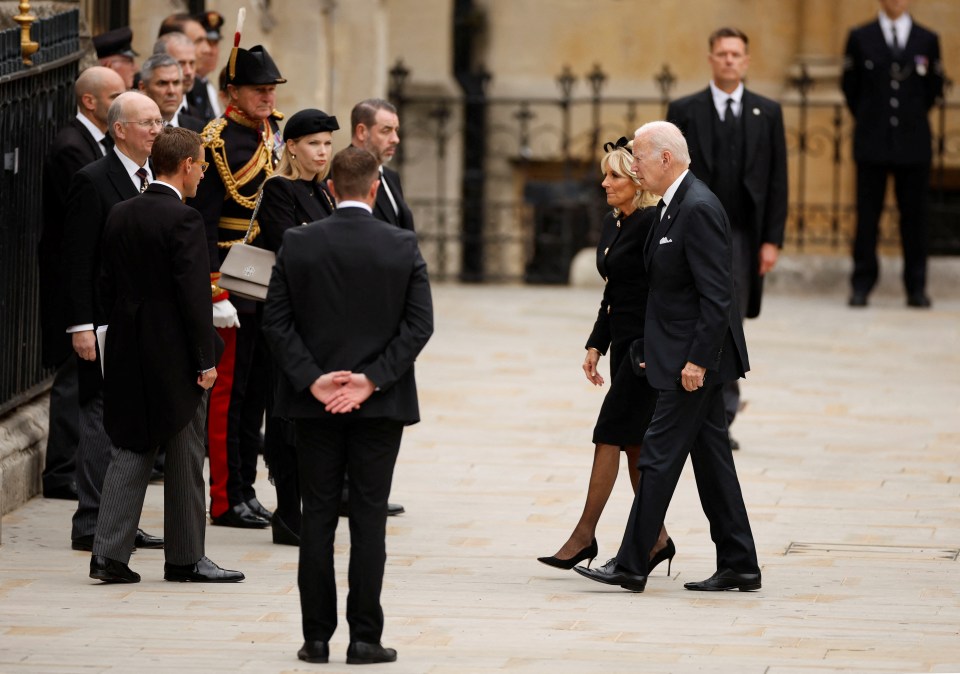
[659,237,673,244]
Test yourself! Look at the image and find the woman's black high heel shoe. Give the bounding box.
[648,537,676,575]
[537,538,598,570]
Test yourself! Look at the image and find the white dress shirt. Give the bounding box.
[879,10,912,50]
[75,110,108,156]
[709,81,744,121]
[659,169,690,219]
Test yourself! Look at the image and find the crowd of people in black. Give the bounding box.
[36,0,941,666]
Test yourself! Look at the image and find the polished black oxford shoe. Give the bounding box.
[848,292,868,307]
[71,535,95,552]
[683,568,761,592]
[339,501,406,518]
[346,641,397,665]
[134,528,164,549]
[907,292,932,308]
[210,502,269,529]
[246,497,273,521]
[44,482,78,500]
[90,555,140,583]
[297,640,329,663]
[271,515,300,547]
[573,557,646,592]
[163,555,244,582]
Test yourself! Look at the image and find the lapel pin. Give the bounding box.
[752,108,761,116]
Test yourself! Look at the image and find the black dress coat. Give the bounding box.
[98,184,219,451]
[585,208,658,446]
[61,149,141,401]
[39,117,106,366]
[641,172,749,390]
[258,176,335,253]
[667,88,787,318]
[262,206,433,424]
[842,18,943,166]
[186,79,216,123]
[373,166,416,232]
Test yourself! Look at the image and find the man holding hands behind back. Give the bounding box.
[576,122,760,594]
[263,146,433,665]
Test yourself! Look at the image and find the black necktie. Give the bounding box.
[135,167,149,193]
[724,98,736,127]
[656,198,666,221]
[891,28,901,55]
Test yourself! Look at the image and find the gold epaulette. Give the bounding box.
[271,109,285,120]
[201,117,228,148]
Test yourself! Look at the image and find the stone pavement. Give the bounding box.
[1,284,958,673]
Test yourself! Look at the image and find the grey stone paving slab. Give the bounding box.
[1,284,958,673]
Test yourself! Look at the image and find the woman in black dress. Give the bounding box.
[538,138,674,572]
[258,108,339,545]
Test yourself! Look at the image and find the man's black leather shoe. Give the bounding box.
[164,555,244,582]
[44,482,78,500]
[346,641,397,665]
[340,501,406,518]
[573,557,646,592]
[246,497,273,521]
[683,568,761,592]
[848,292,868,307]
[210,502,269,529]
[90,555,140,583]
[71,535,94,551]
[134,528,164,549]
[907,293,932,308]
[297,641,329,663]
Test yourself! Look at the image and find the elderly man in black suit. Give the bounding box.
[843,0,944,309]
[263,146,433,665]
[576,121,760,594]
[39,66,126,501]
[89,127,242,584]
[61,91,164,552]
[666,26,787,450]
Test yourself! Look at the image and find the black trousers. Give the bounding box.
[724,225,752,429]
[296,416,402,643]
[263,356,300,532]
[852,161,930,296]
[616,384,759,576]
[44,353,79,492]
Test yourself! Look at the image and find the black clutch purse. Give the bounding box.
[628,339,646,377]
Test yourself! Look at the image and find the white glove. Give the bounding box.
[212,298,241,329]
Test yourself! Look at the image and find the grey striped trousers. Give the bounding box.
[92,392,208,565]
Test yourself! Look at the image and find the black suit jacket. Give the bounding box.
[257,176,335,253]
[667,88,787,317]
[98,184,218,451]
[39,117,106,366]
[642,172,749,390]
[842,18,943,166]
[373,166,416,232]
[176,112,206,133]
[186,80,216,123]
[61,149,141,401]
[262,206,433,423]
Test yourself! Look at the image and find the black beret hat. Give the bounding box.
[283,109,340,141]
[93,27,139,60]
[198,11,224,41]
[227,44,286,86]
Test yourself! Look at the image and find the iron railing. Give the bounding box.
[390,62,960,283]
[0,10,82,416]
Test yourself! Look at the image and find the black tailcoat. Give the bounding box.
[98,184,219,451]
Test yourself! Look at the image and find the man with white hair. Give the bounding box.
[575,121,760,594]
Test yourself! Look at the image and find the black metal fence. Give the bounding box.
[389,62,960,283]
[0,11,82,416]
